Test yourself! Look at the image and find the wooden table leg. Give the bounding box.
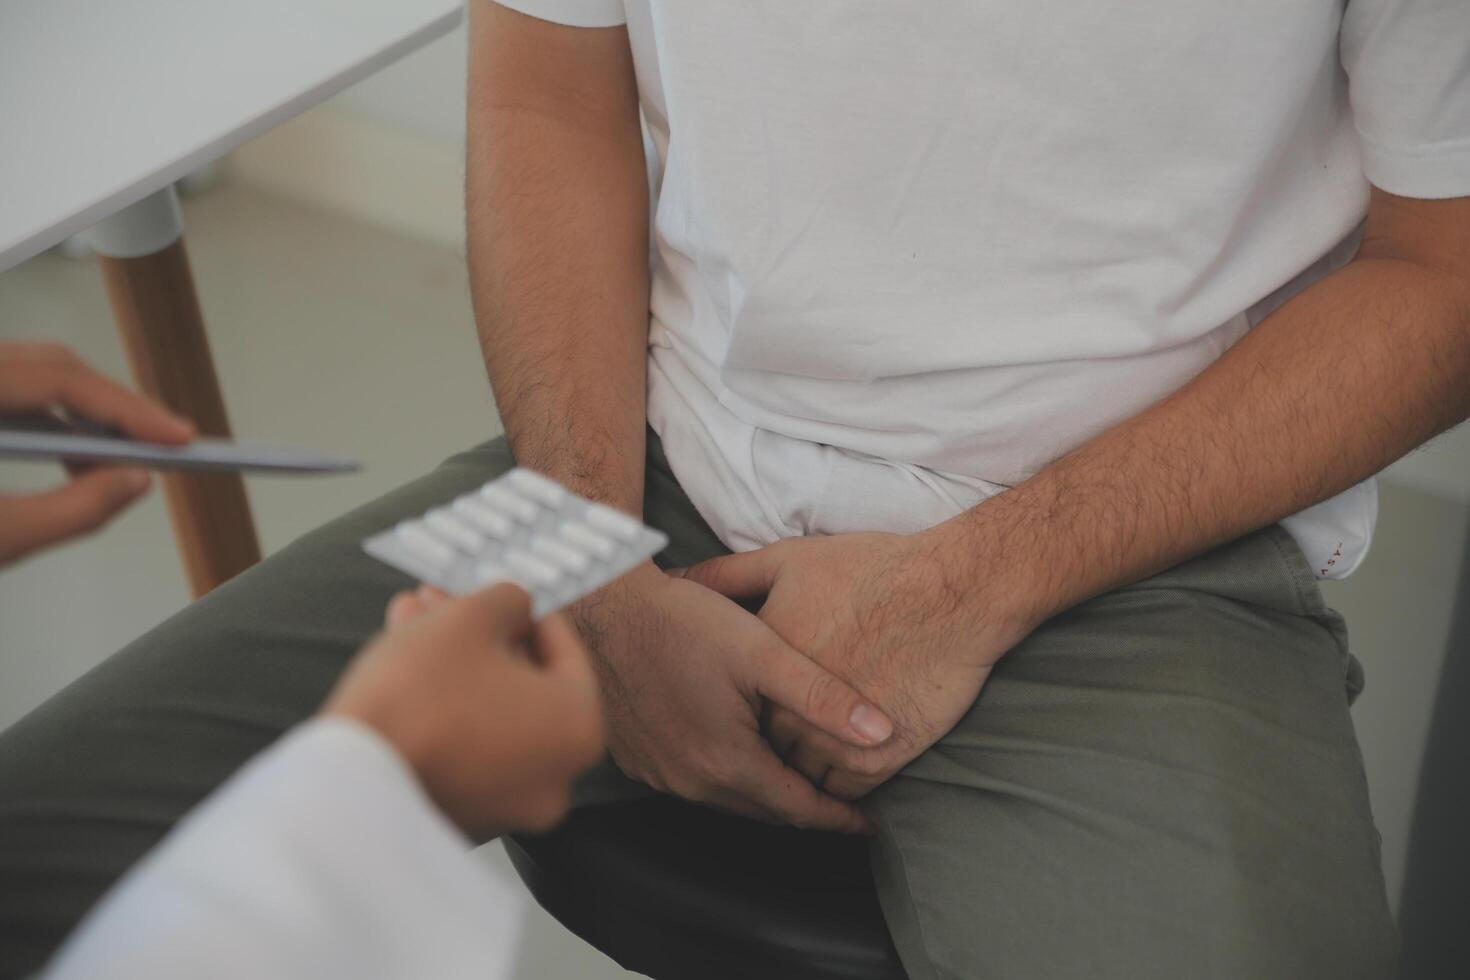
[91,187,261,597]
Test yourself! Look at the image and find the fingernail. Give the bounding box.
[120,470,150,492]
[849,703,892,744]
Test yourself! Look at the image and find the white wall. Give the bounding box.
[329,19,468,145]
[224,22,469,251]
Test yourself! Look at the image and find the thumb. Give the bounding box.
[752,639,895,748]
[0,468,150,564]
[673,544,784,599]
[442,580,534,643]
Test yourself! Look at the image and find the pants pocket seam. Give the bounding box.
[1264,524,1327,620]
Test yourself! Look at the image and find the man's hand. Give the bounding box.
[465,9,891,835]
[0,341,194,567]
[568,563,896,833]
[676,530,1038,801]
[323,584,605,838]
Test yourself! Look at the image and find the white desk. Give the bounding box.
[0,0,464,594]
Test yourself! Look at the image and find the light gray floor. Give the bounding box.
[1,181,1464,968]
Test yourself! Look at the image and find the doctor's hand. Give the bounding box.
[323,583,604,838]
[675,531,1040,802]
[565,563,894,834]
[0,341,194,567]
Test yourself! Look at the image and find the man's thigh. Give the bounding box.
[0,440,517,976]
[865,526,1396,980]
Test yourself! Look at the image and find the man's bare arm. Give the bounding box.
[463,3,891,832]
[466,3,649,514]
[941,189,1470,625]
[675,189,1470,802]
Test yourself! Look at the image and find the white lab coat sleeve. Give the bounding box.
[43,716,525,980]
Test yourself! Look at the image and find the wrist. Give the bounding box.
[587,558,664,610]
[502,429,647,517]
[914,496,1061,641]
[566,559,664,644]
[321,700,436,783]
[321,703,511,834]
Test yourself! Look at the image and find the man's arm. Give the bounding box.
[466,3,649,514]
[940,189,1470,626]
[464,2,894,832]
[679,189,1470,801]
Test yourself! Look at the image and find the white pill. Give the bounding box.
[530,534,591,574]
[507,469,567,507]
[480,483,539,524]
[424,508,483,553]
[366,470,670,620]
[473,561,512,588]
[453,496,514,538]
[559,521,617,561]
[504,548,562,588]
[395,521,454,568]
[584,503,643,542]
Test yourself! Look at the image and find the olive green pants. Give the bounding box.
[0,434,1395,978]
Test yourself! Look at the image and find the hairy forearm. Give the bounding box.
[466,12,649,513]
[934,249,1470,628]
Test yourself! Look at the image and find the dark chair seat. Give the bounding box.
[505,796,908,980]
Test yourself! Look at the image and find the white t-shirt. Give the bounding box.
[497,0,1470,579]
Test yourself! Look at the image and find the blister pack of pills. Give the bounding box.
[362,468,668,618]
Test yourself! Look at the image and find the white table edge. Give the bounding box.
[0,4,464,273]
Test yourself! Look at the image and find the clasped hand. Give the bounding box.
[676,530,1033,801]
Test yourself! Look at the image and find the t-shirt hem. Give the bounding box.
[1357,129,1470,200]
[487,0,627,28]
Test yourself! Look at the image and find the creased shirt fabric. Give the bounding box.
[496,0,1470,578]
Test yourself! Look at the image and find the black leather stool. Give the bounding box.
[505,796,908,980]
